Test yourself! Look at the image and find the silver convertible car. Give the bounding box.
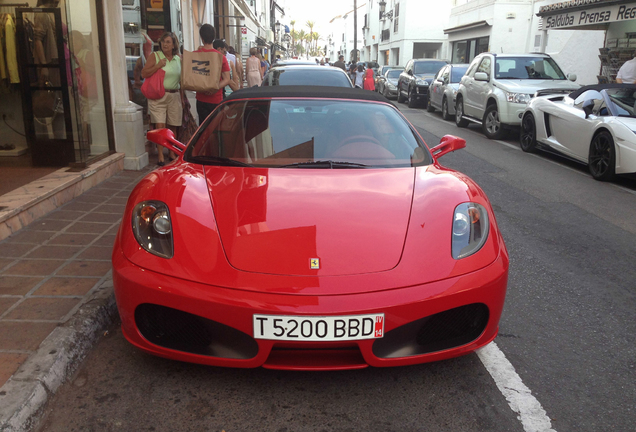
[520,84,636,181]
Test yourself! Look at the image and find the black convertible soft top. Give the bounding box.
[568,83,636,100]
[224,85,393,104]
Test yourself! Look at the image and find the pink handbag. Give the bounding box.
[141,54,166,100]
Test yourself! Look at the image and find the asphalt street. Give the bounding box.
[36,100,636,432]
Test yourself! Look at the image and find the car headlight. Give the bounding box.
[504,91,532,104]
[132,200,174,259]
[452,203,489,260]
[416,79,429,86]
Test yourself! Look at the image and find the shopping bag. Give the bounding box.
[181,49,222,92]
[141,68,165,100]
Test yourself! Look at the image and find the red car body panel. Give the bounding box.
[119,165,500,296]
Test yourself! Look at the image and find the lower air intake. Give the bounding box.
[135,303,258,359]
[372,303,489,359]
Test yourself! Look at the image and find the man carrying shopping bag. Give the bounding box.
[181,24,230,125]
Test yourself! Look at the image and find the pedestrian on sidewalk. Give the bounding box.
[141,31,182,166]
[193,24,230,125]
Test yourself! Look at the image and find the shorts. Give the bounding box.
[148,91,182,126]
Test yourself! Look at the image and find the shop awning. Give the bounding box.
[256,36,267,46]
[443,20,492,34]
[537,0,636,30]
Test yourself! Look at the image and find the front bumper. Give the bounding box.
[413,85,430,100]
[498,101,527,126]
[113,247,508,370]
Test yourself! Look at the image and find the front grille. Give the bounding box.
[135,304,258,359]
[372,303,489,359]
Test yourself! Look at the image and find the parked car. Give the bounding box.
[270,59,317,68]
[427,64,469,120]
[397,59,449,108]
[520,84,636,181]
[375,65,403,91]
[261,65,353,87]
[114,86,509,369]
[455,53,579,139]
[376,68,404,99]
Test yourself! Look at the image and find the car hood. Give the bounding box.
[415,74,435,80]
[388,78,399,85]
[205,167,415,276]
[495,79,579,93]
[615,117,636,130]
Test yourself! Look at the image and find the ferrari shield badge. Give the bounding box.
[310,258,320,269]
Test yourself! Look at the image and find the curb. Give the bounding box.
[0,273,118,432]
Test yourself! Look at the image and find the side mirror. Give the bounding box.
[567,73,577,82]
[474,72,489,81]
[582,99,594,118]
[147,128,186,156]
[430,135,466,160]
[408,70,413,76]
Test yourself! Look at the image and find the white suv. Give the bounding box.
[455,53,579,139]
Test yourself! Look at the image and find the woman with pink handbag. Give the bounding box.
[141,32,182,166]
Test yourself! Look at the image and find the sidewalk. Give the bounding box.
[0,162,155,431]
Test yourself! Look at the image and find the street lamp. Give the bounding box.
[275,20,281,42]
[378,0,393,20]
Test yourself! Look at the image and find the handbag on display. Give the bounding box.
[32,81,58,118]
[141,53,166,100]
[181,49,223,93]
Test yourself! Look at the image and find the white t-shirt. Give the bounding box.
[354,70,364,87]
[226,52,236,67]
[617,57,636,83]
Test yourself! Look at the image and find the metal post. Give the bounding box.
[353,0,357,62]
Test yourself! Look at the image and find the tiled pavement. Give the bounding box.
[0,168,151,390]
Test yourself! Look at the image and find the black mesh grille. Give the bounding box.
[372,303,489,359]
[135,304,259,359]
[416,303,489,350]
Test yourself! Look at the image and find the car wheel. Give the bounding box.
[397,85,406,103]
[442,97,451,121]
[426,98,435,112]
[482,104,506,140]
[519,113,538,153]
[588,130,616,181]
[407,89,417,108]
[455,97,469,128]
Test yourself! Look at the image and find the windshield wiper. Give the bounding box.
[279,160,368,168]
[190,156,253,167]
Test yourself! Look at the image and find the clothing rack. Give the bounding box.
[0,3,29,7]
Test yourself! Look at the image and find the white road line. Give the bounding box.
[477,342,556,432]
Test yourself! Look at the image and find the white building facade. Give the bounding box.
[362,0,453,67]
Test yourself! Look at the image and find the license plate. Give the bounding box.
[253,313,385,341]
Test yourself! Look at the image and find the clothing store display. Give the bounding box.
[0,13,19,83]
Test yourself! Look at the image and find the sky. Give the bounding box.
[283,0,366,40]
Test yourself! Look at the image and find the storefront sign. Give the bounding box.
[544,3,636,29]
[150,0,163,8]
[241,26,247,35]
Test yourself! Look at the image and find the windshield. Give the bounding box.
[186,99,430,168]
[605,88,636,117]
[387,70,402,78]
[495,57,566,80]
[414,61,447,75]
[263,69,352,87]
[451,66,468,83]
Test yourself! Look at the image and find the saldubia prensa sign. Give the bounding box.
[542,3,636,29]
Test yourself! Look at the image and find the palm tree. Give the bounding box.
[312,32,320,56]
[306,21,315,54]
[290,20,296,57]
[297,29,307,58]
